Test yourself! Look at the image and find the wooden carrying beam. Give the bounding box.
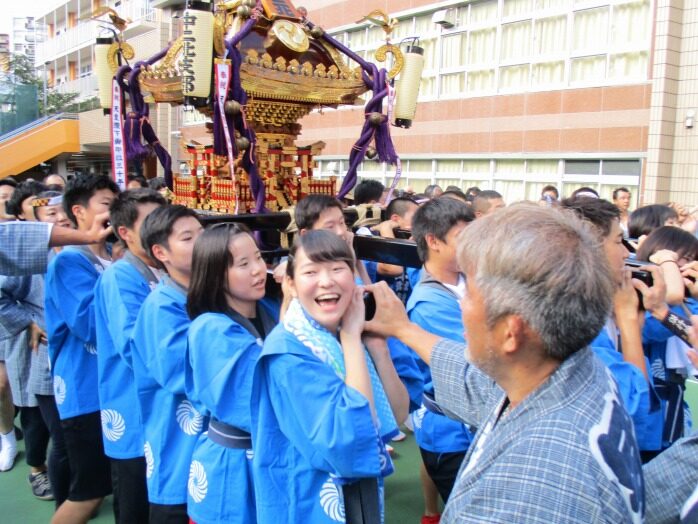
[353,235,421,268]
[197,211,421,268]
[198,211,292,231]
[198,212,293,263]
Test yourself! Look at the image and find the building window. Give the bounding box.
[565,159,600,175]
[332,0,651,100]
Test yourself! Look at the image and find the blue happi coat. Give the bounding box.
[185,303,277,524]
[642,298,698,448]
[390,272,473,453]
[590,322,662,451]
[45,247,104,419]
[95,255,158,458]
[131,276,206,505]
[252,324,385,523]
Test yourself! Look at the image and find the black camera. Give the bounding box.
[624,258,654,287]
[363,292,376,321]
[624,258,653,310]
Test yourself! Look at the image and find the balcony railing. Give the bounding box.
[54,75,98,97]
[36,24,97,63]
[35,0,156,64]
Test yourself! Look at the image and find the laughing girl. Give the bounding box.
[252,230,408,524]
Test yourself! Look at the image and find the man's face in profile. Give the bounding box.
[460,273,498,378]
[602,218,629,285]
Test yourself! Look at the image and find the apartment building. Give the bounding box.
[22,0,688,205]
[24,0,178,177]
[12,17,39,63]
[286,0,695,207]
[0,34,9,72]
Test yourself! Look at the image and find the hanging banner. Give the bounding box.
[215,59,238,213]
[110,78,127,190]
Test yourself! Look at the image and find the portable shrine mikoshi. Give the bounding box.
[92,0,425,213]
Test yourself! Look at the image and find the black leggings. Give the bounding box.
[19,406,49,468]
[419,448,467,503]
[36,394,70,507]
[112,457,149,524]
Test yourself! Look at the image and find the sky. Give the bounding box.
[0,1,53,39]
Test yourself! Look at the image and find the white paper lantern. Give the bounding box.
[394,44,425,129]
[182,2,214,100]
[95,37,114,109]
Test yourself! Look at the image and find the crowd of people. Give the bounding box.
[0,173,698,524]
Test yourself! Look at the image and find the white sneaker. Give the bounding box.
[0,442,17,471]
[391,430,407,442]
[404,417,414,432]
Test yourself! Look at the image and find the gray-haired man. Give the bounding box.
[366,203,644,523]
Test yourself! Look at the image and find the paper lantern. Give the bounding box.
[393,43,425,129]
[95,37,114,109]
[181,2,214,101]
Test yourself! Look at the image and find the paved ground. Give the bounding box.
[7,379,698,523]
[0,430,427,523]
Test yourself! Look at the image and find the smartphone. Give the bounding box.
[630,269,653,288]
[624,258,654,309]
[392,228,412,240]
[363,292,376,321]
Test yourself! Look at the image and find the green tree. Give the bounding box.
[7,53,36,84]
[4,53,80,115]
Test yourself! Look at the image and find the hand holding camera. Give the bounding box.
[87,210,114,244]
[626,261,667,316]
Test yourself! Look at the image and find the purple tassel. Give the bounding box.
[216,5,267,212]
[118,47,174,186]
[212,96,227,156]
[142,120,173,185]
[303,20,402,199]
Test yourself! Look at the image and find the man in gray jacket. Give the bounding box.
[0,217,111,277]
[367,203,644,523]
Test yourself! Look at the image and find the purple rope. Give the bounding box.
[121,47,173,185]
[142,122,173,188]
[115,65,131,91]
[303,20,400,199]
[215,2,267,212]
[124,63,150,164]
[337,67,397,198]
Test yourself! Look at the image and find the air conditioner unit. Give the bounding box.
[431,9,456,29]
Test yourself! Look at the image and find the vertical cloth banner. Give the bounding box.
[215,59,238,214]
[110,78,127,190]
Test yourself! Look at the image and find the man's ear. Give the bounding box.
[151,244,168,266]
[499,315,527,356]
[72,204,85,224]
[117,225,132,244]
[425,232,440,252]
[299,228,308,236]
